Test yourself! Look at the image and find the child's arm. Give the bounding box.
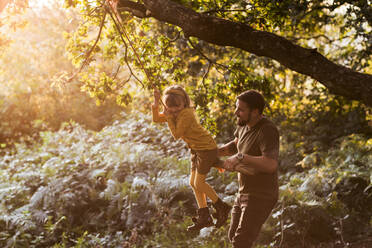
[218,138,238,157]
[152,105,167,123]
[152,88,167,123]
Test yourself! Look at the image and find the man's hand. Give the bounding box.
[223,156,239,171]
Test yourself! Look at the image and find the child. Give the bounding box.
[151,85,231,231]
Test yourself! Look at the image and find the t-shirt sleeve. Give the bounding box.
[259,124,279,160]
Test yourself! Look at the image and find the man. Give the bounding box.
[218,90,280,248]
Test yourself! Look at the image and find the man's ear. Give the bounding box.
[252,108,260,117]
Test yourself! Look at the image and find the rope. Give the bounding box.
[106,1,166,108]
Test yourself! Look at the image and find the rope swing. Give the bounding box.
[105,0,167,108]
[66,0,166,108]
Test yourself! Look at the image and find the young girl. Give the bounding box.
[151,85,231,231]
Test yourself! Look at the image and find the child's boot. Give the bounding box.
[212,198,231,228]
[187,207,213,231]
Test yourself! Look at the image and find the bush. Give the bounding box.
[0,111,371,247]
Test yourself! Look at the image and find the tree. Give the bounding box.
[4,0,372,106]
[2,0,372,107]
[109,0,371,106]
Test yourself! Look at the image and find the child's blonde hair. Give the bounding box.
[163,85,191,108]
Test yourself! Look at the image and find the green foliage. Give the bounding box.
[61,0,371,130]
[61,0,371,142]
[264,74,371,163]
[0,112,187,247]
[0,111,371,247]
[270,133,372,247]
[0,2,125,146]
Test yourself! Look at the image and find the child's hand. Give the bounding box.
[153,88,161,105]
[223,157,238,171]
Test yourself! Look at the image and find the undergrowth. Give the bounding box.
[0,111,371,247]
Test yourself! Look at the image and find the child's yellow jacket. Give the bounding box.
[152,106,217,151]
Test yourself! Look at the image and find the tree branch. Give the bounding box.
[202,8,248,15]
[117,0,147,18]
[67,10,107,82]
[106,5,144,87]
[118,0,372,107]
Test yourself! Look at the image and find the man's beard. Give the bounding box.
[237,112,251,126]
[237,118,246,126]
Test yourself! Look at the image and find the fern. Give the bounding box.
[1,111,370,247]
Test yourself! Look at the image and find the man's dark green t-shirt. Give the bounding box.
[234,117,280,200]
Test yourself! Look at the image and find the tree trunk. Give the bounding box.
[118,0,372,107]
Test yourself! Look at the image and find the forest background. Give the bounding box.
[0,0,371,247]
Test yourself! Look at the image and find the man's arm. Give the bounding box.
[224,124,279,174]
[218,138,238,157]
[224,154,278,174]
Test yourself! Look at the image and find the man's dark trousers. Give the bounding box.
[228,194,277,248]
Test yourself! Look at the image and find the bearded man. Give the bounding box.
[218,90,280,248]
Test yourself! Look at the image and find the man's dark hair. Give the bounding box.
[237,90,265,114]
